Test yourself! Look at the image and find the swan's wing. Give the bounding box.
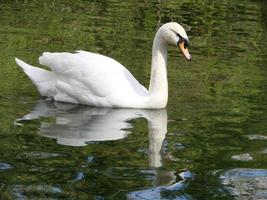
[76,50,148,96]
[39,51,148,105]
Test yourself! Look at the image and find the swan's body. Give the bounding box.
[15,22,190,109]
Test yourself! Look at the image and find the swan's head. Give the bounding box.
[160,22,191,61]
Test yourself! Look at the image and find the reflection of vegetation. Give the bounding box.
[0,0,266,199]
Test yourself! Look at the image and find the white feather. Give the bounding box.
[15,58,56,97]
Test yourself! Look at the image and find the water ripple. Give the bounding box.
[0,163,12,170]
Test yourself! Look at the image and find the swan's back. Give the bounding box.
[38,51,148,107]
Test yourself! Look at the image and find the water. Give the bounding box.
[0,0,267,199]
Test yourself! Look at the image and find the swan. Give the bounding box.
[15,22,191,109]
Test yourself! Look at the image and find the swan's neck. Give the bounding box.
[148,30,168,108]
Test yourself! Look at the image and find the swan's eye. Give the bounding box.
[184,40,190,49]
[177,34,190,49]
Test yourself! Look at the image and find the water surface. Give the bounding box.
[0,0,267,199]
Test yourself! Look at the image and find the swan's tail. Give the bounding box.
[15,58,56,97]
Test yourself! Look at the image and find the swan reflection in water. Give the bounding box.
[19,100,193,199]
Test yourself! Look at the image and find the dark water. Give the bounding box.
[0,0,267,199]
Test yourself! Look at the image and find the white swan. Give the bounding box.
[15,22,191,109]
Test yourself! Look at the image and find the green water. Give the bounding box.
[0,0,267,199]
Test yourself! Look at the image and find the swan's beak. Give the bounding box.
[178,41,191,61]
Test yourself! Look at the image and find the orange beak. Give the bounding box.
[178,41,191,61]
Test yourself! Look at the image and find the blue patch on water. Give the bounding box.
[0,163,12,170]
[86,155,94,163]
[74,172,85,181]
